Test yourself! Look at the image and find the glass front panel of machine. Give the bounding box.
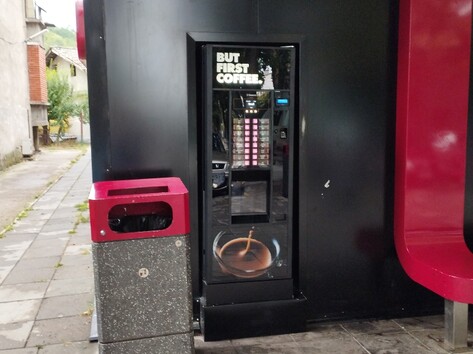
[207,46,294,284]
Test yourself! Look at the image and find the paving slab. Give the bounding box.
[233,342,304,354]
[0,266,15,285]
[28,238,69,249]
[34,232,68,241]
[58,255,90,267]
[0,322,34,350]
[2,267,55,285]
[0,250,27,264]
[295,332,367,354]
[0,233,36,242]
[13,257,61,271]
[411,328,459,354]
[52,264,92,280]
[67,235,91,246]
[0,283,48,303]
[354,332,445,354]
[0,241,33,252]
[37,341,97,354]
[26,316,92,347]
[394,315,445,331]
[45,278,93,298]
[0,300,41,324]
[0,348,37,354]
[10,221,47,233]
[18,211,53,222]
[231,334,296,347]
[36,294,94,320]
[341,319,404,335]
[37,224,71,234]
[194,335,233,350]
[63,244,91,257]
[22,246,64,259]
[6,226,42,235]
[290,323,344,342]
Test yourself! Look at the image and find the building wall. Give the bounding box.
[0,0,32,169]
[71,68,88,94]
[27,44,47,102]
[54,58,88,95]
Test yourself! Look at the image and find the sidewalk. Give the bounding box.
[0,149,84,233]
[0,149,96,353]
[0,148,471,353]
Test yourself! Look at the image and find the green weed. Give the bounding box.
[75,201,89,212]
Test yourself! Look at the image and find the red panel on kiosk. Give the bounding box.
[75,0,86,60]
[395,0,473,303]
[89,177,190,242]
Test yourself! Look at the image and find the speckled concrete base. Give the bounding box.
[92,235,192,346]
[99,332,194,354]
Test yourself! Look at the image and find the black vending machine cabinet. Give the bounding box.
[201,45,306,340]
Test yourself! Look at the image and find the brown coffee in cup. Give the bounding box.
[218,237,272,274]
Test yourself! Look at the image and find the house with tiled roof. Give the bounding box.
[46,47,89,142]
[46,47,87,95]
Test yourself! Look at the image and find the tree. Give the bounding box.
[44,27,77,51]
[74,92,89,124]
[74,92,89,142]
[46,68,78,142]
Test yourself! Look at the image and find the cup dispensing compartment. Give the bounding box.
[231,93,271,224]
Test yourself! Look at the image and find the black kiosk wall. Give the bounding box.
[84,0,443,341]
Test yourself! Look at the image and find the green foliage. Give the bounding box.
[46,68,78,141]
[44,27,76,51]
[75,201,89,212]
[74,93,90,124]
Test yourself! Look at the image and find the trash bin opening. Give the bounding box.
[107,186,169,196]
[108,201,173,233]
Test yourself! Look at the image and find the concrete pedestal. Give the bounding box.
[99,332,194,354]
[92,235,193,353]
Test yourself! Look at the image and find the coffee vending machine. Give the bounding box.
[200,45,306,340]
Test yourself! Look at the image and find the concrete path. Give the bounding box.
[0,149,97,353]
[0,149,84,233]
[0,147,471,353]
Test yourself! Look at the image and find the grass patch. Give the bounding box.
[0,203,32,236]
[78,214,89,224]
[75,201,89,212]
[54,262,63,268]
[1,224,14,237]
[43,141,89,151]
[0,224,13,238]
[17,206,32,220]
[69,202,90,234]
[70,157,80,166]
